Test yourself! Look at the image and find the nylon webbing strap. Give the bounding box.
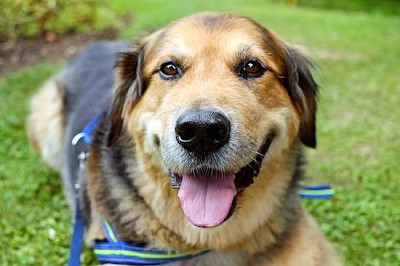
[68,113,104,266]
[299,184,334,199]
[68,199,85,266]
[93,221,210,265]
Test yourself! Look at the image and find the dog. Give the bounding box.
[27,12,340,265]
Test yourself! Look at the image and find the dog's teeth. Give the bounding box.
[172,183,180,189]
[169,171,182,189]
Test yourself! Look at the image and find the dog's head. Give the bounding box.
[108,13,317,249]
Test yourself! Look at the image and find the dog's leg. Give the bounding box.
[86,209,106,245]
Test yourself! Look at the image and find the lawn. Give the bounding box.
[1,0,399,265]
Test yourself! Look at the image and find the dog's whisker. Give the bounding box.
[255,152,265,159]
[167,102,183,110]
[246,162,258,172]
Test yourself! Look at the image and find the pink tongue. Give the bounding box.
[178,172,237,227]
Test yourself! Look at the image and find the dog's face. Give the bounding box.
[109,13,317,249]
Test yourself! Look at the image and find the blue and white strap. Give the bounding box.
[299,184,334,199]
[93,221,210,265]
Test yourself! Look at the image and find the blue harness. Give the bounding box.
[68,114,334,266]
[93,220,210,265]
[68,113,104,266]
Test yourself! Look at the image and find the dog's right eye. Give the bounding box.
[159,62,181,80]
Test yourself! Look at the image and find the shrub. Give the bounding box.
[0,0,120,40]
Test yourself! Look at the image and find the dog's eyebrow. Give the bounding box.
[151,42,188,62]
[237,46,251,59]
[229,45,266,66]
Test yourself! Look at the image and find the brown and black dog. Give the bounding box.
[28,12,340,265]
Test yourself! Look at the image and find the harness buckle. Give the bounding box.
[71,133,89,158]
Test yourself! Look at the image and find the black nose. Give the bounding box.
[175,108,230,156]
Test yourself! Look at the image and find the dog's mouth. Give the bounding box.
[169,135,274,228]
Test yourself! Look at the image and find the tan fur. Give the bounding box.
[27,77,65,170]
[254,213,340,265]
[116,13,338,264]
[85,209,106,245]
[30,12,340,266]
[122,14,303,250]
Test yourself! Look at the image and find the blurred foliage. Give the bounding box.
[284,0,400,16]
[0,0,120,40]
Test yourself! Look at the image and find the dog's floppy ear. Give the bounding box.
[281,46,318,148]
[107,43,146,146]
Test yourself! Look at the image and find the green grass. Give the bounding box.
[1,1,399,265]
[296,0,400,16]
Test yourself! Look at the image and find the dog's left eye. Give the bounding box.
[237,60,266,79]
[159,62,182,80]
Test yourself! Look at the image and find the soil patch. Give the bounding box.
[0,30,117,77]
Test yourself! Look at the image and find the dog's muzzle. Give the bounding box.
[168,108,274,228]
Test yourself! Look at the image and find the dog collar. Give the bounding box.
[93,221,210,265]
